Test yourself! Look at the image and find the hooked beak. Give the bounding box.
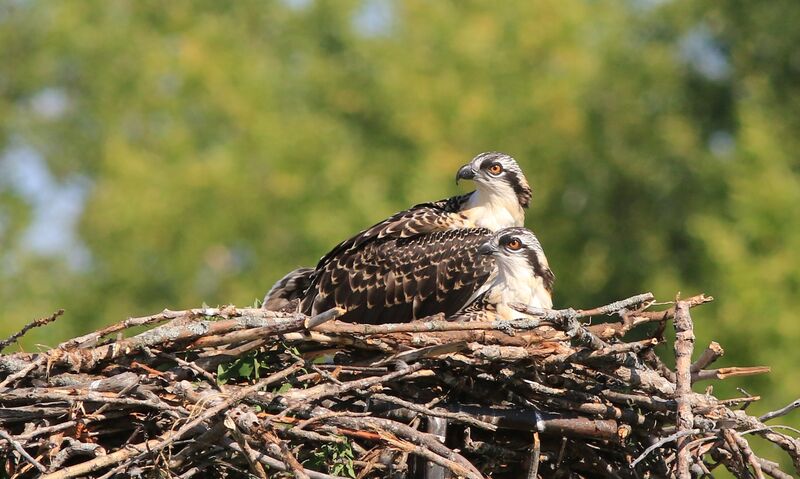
[455,164,476,184]
[478,241,498,256]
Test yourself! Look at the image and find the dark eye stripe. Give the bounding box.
[498,234,514,245]
[480,158,499,170]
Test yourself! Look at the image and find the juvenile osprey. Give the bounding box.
[264,152,533,322]
[456,227,554,322]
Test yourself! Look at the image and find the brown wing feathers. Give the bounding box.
[312,194,472,272]
[302,228,494,324]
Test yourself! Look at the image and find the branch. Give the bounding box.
[673,300,696,479]
[0,309,64,353]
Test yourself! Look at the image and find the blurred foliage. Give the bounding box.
[2,0,800,469]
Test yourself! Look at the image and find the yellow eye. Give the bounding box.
[488,163,503,175]
[507,238,521,250]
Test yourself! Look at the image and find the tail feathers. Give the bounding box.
[262,267,314,311]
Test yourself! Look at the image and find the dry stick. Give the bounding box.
[0,356,46,388]
[1,311,312,377]
[673,300,696,479]
[736,413,800,473]
[141,361,305,459]
[304,307,346,329]
[545,337,659,365]
[719,396,761,406]
[691,341,724,372]
[441,404,624,441]
[40,438,164,479]
[757,457,794,479]
[0,428,47,473]
[575,292,655,317]
[586,293,711,339]
[91,376,145,417]
[526,431,541,479]
[630,429,702,469]
[722,429,750,477]
[371,341,469,366]
[329,416,483,479]
[185,313,329,348]
[57,308,216,349]
[732,431,765,479]
[262,429,310,479]
[280,362,425,407]
[8,307,339,379]
[191,307,344,349]
[0,389,177,411]
[692,366,771,383]
[511,304,609,350]
[224,439,345,479]
[226,417,269,479]
[760,398,800,423]
[0,309,64,352]
[13,413,121,441]
[155,349,224,391]
[369,393,498,431]
[314,317,542,335]
[633,294,714,321]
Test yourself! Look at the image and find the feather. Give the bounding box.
[303,228,494,323]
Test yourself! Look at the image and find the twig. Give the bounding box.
[280,362,425,407]
[0,428,47,473]
[576,293,655,317]
[760,398,800,423]
[223,438,346,479]
[40,438,164,479]
[262,428,310,479]
[690,341,724,372]
[757,457,794,479]
[692,366,771,383]
[511,304,609,350]
[321,411,484,479]
[304,307,346,329]
[732,431,765,479]
[0,309,64,352]
[630,429,702,469]
[369,393,498,431]
[225,416,269,479]
[526,431,541,479]
[314,317,543,335]
[155,349,224,391]
[0,356,46,388]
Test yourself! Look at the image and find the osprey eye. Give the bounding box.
[506,238,522,250]
[488,163,503,175]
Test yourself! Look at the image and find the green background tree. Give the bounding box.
[2,0,799,469]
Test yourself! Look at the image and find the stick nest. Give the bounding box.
[1,293,799,479]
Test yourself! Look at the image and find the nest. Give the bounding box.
[1,293,799,478]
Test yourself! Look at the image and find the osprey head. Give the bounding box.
[456,152,532,208]
[478,227,554,292]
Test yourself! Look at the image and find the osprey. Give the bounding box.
[264,152,533,323]
[456,227,555,322]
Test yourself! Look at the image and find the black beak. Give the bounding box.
[478,242,498,256]
[456,164,476,184]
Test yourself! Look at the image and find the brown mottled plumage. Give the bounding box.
[307,227,494,323]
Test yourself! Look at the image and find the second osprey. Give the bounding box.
[265,152,552,323]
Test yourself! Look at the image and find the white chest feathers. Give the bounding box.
[460,189,524,231]
[485,268,553,320]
